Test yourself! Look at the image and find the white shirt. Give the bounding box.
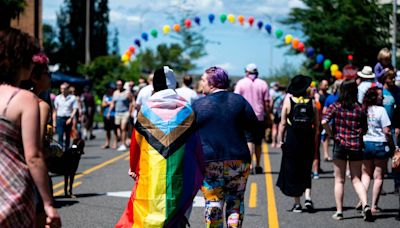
[136,85,153,107]
[176,87,198,104]
[54,94,78,117]
[357,81,374,103]
[363,106,391,142]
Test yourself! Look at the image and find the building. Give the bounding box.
[11,0,42,45]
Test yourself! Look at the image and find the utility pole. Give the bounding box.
[85,0,91,64]
[393,0,397,68]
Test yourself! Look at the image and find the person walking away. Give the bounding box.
[357,66,377,103]
[271,86,286,148]
[53,82,78,150]
[81,85,96,140]
[135,74,154,111]
[322,79,373,221]
[234,63,270,174]
[115,66,204,227]
[193,66,258,227]
[176,75,198,104]
[101,83,118,149]
[276,75,319,213]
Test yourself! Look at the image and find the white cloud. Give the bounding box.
[216,62,236,72]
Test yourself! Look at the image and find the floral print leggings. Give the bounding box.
[201,160,250,228]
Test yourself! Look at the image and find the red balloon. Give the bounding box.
[297,42,305,52]
[129,45,135,54]
[348,54,353,61]
[184,19,191,28]
[248,16,254,26]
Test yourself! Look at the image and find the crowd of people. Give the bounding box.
[1,25,400,228]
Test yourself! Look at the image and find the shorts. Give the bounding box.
[245,120,265,145]
[115,111,130,126]
[103,116,116,131]
[364,141,390,160]
[273,112,281,125]
[333,143,363,161]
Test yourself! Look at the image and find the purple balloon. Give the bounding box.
[194,16,201,25]
[257,21,263,30]
[134,39,141,48]
[141,32,148,41]
[265,24,272,34]
[306,47,315,57]
[208,14,215,23]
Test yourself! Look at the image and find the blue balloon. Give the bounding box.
[265,24,272,34]
[134,39,141,48]
[208,14,215,23]
[141,32,148,41]
[316,54,324,64]
[194,16,201,25]
[257,21,263,30]
[306,47,315,57]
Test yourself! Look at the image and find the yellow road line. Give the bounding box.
[52,152,129,190]
[124,156,130,161]
[53,181,82,197]
[249,182,257,208]
[263,143,279,228]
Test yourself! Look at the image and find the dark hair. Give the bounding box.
[153,67,168,92]
[338,79,358,109]
[378,69,395,84]
[0,28,40,84]
[363,87,382,109]
[205,66,229,89]
[182,75,193,87]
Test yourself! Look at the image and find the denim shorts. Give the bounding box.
[333,144,363,161]
[363,141,390,160]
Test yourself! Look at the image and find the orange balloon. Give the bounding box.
[173,24,181,32]
[334,70,343,80]
[292,38,300,49]
[238,15,245,25]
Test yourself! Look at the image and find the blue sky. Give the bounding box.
[43,0,307,76]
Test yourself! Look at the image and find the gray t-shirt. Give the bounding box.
[113,90,130,113]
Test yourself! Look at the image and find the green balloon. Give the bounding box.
[323,59,332,70]
[220,14,227,23]
[150,29,158,38]
[275,29,283,39]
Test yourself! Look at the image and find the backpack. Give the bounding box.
[289,97,314,129]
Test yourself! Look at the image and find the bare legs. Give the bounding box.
[361,159,387,211]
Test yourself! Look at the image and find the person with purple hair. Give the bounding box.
[192,66,258,227]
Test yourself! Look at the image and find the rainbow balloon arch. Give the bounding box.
[122,13,352,80]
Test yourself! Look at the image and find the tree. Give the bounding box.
[0,0,27,29]
[283,0,391,73]
[110,28,119,55]
[42,23,60,64]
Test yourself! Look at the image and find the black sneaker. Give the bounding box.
[363,205,374,222]
[332,212,343,220]
[304,199,314,212]
[255,166,263,174]
[291,204,302,213]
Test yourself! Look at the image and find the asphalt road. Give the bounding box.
[53,129,400,227]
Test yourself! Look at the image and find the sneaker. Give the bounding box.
[332,211,343,220]
[363,205,373,222]
[291,204,302,213]
[117,144,128,151]
[355,201,362,211]
[304,199,314,212]
[312,173,319,179]
[255,166,263,174]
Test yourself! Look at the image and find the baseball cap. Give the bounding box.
[245,63,258,73]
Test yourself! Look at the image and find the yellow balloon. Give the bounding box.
[121,54,129,62]
[162,25,170,34]
[330,64,339,73]
[285,34,293,44]
[311,81,316,88]
[227,14,235,23]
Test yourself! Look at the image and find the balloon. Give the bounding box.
[334,70,343,80]
[184,19,191,28]
[141,32,148,41]
[323,59,332,70]
[306,47,315,57]
[134,39,141,48]
[265,24,272,34]
[173,24,181,32]
[129,45,135,54]
[194,16,201,25]
[227,14,235,23]
[284,34,293,44]
[348,54,353,61]
[220,14,227,23]
[257,21,263,30]
[248,16,254,26]
[316,54,324,64]
[238,15,245,25]
[275,29,283,38]
[292,38,299,49]
[297,42,305,52]
[330,64,339,72]
[121,54,129,62]
[208,14,215,23]
[311,81,316,88]
[163,25,170,34]
[150,29,158,38]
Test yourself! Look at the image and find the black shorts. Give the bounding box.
[245,120,265,145]
[273,112,281,125]
[333,143,363,161]
[104,116,116,131]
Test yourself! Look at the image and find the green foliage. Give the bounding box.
[283,0,391,70]
[78,55,140,96]
[266,61,304,86]
[42,24,60,64]
[0,0,27,29]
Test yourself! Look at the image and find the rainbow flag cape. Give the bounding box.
[115,90,204,228]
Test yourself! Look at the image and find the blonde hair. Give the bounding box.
[377,48,391,62]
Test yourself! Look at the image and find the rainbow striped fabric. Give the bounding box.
[115,90,204,228]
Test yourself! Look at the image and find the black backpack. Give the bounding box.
[290,97,314,129]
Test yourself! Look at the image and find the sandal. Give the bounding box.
[101,144,110,149]
[324,157,333,162]
[355,201,362,211]
[371,206,382,214]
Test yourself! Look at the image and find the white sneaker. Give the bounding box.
[117,145,128,151]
